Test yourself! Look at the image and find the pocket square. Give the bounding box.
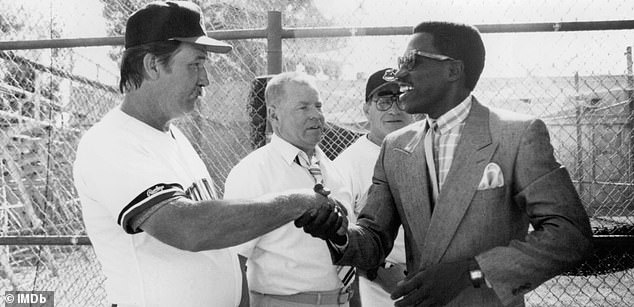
[478,162,504,190]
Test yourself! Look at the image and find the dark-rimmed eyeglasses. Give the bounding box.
[397,50,456,71]
[373,93,405,111]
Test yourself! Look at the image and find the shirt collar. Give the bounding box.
[270,133,325,166]
[428,95,473,135]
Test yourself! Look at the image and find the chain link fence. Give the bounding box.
[1,0,633,306]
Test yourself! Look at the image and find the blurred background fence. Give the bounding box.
[0,0,633,306]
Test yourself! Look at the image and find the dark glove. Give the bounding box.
[295,203,348,244]
[294,185,348,244]
[391,258,478,307]
[364,267,379,281]
[294,183,333,229]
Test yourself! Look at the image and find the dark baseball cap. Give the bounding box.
[365,68,399,102]
[124,1,232,53]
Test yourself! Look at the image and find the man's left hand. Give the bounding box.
[390,258,478,307]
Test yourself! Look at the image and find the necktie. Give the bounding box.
[424,120,439,205]
[297,152,356,295]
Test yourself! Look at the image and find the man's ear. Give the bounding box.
[267,105,281,134]
[143,53,160,80]
[267,105,278,122]
[362,101,371,117]
[447,60,464,82]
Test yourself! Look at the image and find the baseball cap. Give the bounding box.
[124,1,232,53]
[365,68,399,102]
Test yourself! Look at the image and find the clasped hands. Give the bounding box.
[294,184,348,245]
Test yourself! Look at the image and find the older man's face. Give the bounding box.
[154,42,210,120]
[365,83,414,142]
[273,82,324,155]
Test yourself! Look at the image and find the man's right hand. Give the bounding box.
[373,263,407,294]
[294,197,348,244]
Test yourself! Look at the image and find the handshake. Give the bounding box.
[294,183,349,245]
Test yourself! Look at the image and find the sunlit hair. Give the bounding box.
[413,21,485,91]
[118,41,181,93]
[264,71,319,108]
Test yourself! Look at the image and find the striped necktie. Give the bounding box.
[297,152,357,295]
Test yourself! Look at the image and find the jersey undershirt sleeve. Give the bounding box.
[74,128,189,234]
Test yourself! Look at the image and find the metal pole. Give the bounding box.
[2,20,634,51]
[627,46,633,98]
[0,29,268,51]
[0,51,117,92]
[0,236,91,246]
[576,106,584,196]
[267,11,283,75]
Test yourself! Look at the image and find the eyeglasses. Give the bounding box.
[397,50,456,71]
[373,93,405,111]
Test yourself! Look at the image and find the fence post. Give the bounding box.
[248,75,273,149]
[576,105,584,196]
[627,46,633,199]
[267,11,282,75]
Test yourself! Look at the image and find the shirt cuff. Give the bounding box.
[327,233,349,253]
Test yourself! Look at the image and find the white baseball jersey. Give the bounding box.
[74,107,241,307]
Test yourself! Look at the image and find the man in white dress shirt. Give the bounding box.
[224,71,355,307]
[334,68,414,307]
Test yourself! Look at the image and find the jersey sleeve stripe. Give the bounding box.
[117,183,185,234]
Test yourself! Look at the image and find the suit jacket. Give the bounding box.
[337,98,593,306]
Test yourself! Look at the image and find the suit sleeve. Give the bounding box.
[335,139,402,270]
[475,119,593,305]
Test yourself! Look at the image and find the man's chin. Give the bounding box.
[400,95,425,114]
[188,97,202,110]
[304,132,322,145]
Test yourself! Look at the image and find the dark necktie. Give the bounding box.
[425,119,439,210]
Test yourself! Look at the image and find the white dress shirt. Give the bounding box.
[224,134,353,295]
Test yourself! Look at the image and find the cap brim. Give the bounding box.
[172,36,232,53]
[367,81,400,100]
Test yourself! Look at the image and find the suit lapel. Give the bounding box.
[394,122,432,249]
[420,99,498,267]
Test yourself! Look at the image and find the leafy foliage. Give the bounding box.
[99,0,345,79]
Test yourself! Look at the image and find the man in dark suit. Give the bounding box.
[296,21,593,307]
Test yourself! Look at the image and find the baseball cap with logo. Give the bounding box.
[365,68,399,102]
[124,1,232,53]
